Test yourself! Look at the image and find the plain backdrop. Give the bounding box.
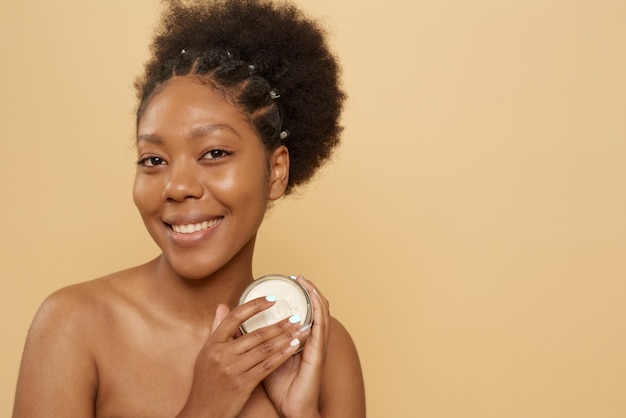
[1,0,625,417]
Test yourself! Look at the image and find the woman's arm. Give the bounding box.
[319,317,366,417]
[13,289,98,417]
[263,277,366,418]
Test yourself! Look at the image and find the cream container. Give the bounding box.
[239,274,312,336]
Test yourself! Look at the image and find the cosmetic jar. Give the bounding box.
[239,274,312,335]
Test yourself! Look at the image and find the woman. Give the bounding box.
[13,0,365,417]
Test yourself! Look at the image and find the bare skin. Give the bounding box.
[13,76,365,417]
[14,262,364,417]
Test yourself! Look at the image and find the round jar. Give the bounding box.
[238,274,312,335]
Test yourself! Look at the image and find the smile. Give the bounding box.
[170,217,223,234]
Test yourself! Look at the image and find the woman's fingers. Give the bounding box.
[296,276,330,349]
[209,296,276,342]
[210,303,231,333]
[242,324,306,380]
[207,296,311,371]
[235,314,310,367]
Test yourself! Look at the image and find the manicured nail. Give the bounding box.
[289,314,301,324]
[299,324,311,333]
[290,338,300,347]
[289,275,297,280]
[266,295,277,302]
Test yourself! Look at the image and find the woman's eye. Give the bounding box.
[138,156,166,167]
[203,149,231,160]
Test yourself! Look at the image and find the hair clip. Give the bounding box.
[269,90,280,100]
[279,130,289,140]
[248,64,256,74]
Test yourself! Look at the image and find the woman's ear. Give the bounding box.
[268,145,290,201]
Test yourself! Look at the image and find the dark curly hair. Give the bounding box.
[135,0,345,194]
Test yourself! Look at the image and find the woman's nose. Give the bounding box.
[162,163,204,202]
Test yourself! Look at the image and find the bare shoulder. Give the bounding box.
[327,316,363,366]
[30,267,141,338]
[37,275,114,322]
[321,316,366,417]
[13,267,143,417]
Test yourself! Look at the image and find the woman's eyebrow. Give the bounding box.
[136,133,162,145]
[189,124,241,141]
[136,124,240,144]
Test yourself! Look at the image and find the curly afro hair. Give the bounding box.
[135,0,345,194]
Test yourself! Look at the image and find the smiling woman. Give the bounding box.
[12,1,365,417]
[133,76,285,281]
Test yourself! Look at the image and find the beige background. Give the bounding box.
[1,0,625,417]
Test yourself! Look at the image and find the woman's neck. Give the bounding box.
[140,252,255,329]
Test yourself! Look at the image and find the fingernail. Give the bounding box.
[299,324,311,333]
[289,275,297,280]
[289,314,301,324]
[266,295,277,302]
[290,338,300,347]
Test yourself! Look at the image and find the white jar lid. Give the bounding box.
[239,274,312,334]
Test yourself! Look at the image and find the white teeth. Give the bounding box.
[171,218,221,234]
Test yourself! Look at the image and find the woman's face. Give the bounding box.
[133,76,289,280]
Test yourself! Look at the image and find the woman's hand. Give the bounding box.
[177,296,309,418]
[263,276,330,418]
